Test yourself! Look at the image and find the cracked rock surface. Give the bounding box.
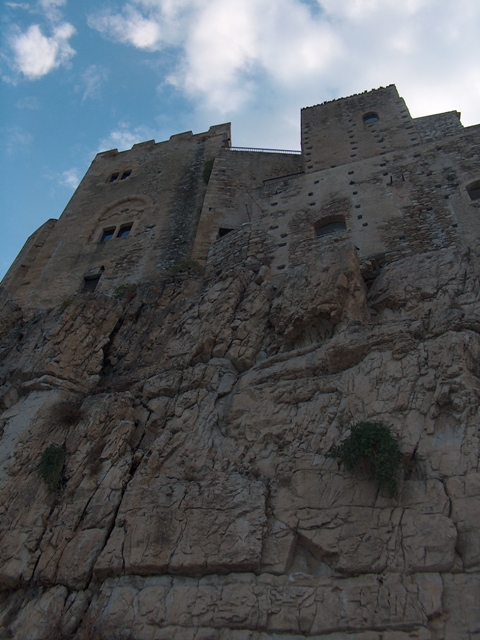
[0,241,479,639]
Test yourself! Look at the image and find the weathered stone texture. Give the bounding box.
[1,86,480,638]
[1,239,480,638]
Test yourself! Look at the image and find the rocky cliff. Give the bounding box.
[1,237,479,639]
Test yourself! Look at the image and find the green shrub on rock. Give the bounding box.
[170,258,202,276]
[39,444,66,492]
[327,421,401,497]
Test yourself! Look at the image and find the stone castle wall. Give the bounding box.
[2,124,230,309]
[3,86,480,312]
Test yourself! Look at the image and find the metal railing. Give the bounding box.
[229,146,302,155]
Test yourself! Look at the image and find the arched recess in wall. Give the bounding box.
[98,195,153,222]
[466,180,480,201]
[363,112,379,124]
[314,215,347,237]
[89,195,153,243]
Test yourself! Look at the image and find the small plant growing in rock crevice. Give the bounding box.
[327,421,401,497]
[170,258,202,276]
[53,398,83,426]
[113,283,137,301]
[38,444,66,492]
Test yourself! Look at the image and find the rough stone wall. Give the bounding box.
[191,149,302,264]
[196,125,480,274]
[414,112,463,143]
[1,236,480,639]
[1,86,480,639]
[301,85,417,173]
[0,219,57,301]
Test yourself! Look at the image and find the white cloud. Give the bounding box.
[86,0,480,130]
[5,0,74,80]
[61,168,80,189]
[89,0,344,112]
[10,23,75,79]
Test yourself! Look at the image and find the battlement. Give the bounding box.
[302,84,398,111]
[2,85,479,310]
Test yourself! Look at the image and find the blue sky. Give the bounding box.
[2,0,480,280]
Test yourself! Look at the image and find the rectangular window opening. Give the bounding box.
[83,275,100,293]
[117,224,133,238]
[121,170,132,180]
[109,173,119,183]
[101,228,115,242]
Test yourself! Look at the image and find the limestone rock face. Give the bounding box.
[1,242,480,639]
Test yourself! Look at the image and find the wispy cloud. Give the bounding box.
[16,95,41,109]
[76,64,108,102]
[38,0,66,22]
[4,125,33,154]
[10,22,75,80]
[5,2,31,9]
[60,167,80,189]
[98,122,158,152]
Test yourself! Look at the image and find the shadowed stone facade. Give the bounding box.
[0,85,479,639]
[4,85,480,311]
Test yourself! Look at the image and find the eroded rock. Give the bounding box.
[0,246,479,638]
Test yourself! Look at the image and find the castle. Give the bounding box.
[1,85,480,639]
[3,84,480,308]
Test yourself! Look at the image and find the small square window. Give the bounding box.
[101,228,115,242]
[121,170,132,180]
[83,275,100,293]
[109,173,119,183]
[117,224,132,238]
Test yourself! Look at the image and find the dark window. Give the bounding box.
[83,275,100,293]
[219,228,233,238]
[117,224,133,238]
[109,173,119,183]
[315,218,347,237]
[363,112,379,124]
[466,180,480,201]
[101,228,115,242]
[121,170,132,180]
